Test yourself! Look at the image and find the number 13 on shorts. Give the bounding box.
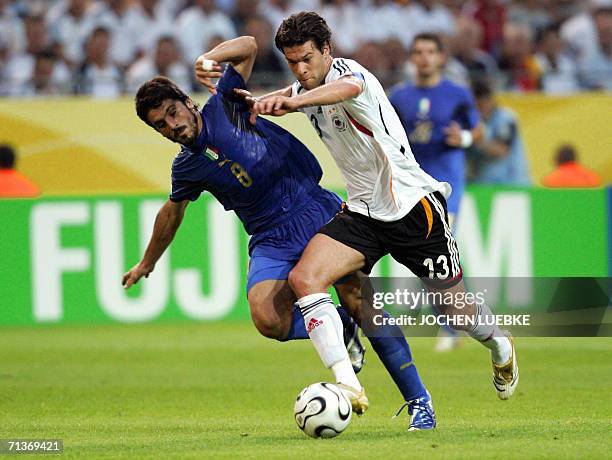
[423,255,449,280]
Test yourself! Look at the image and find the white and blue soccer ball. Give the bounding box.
[294,382,352,438]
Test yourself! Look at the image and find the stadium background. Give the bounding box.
[0,93,610,326]
[0,0,610,458]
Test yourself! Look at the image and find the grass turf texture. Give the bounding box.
[0,322,610,459]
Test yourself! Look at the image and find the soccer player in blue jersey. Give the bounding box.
[389,33,484,352]
[122,36,434,419]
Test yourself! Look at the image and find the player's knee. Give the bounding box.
[250,308,285,340]
[288,266,322,297]
[248,295,286,340]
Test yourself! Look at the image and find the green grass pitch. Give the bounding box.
[0,322,610,459]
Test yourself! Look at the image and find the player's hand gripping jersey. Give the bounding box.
[291,58,450,221]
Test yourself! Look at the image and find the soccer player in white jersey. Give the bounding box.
[242,12,519,427]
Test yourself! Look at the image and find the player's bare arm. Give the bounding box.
[252,76,363,119]
[234,86,293,125]
[194,36,257,94]
[122,199,189,289]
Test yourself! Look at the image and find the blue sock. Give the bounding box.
[282,304,352,341]
[367,311,427,401]
[282,305,308,341]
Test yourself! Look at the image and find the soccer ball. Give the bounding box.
[294,382,352,438]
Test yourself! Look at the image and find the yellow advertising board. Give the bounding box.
[0,93,609,195]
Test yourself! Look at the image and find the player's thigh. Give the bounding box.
[289,209,386,296]
[289,233,366,296]
[390,192,462,288]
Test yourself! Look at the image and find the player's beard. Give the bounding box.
[178,109,200,147]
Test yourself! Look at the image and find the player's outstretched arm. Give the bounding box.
[122,199,189,289]
[234,86,293,125]
[194,36,257,94]
[251,76,363,118]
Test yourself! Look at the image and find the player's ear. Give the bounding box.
[322,43,331,57]
[185,98,195,110]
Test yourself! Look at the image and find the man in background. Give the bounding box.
[542,144,602,187]
[468,79,531,185]
[0,144,39,198]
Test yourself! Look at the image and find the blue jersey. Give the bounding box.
[170,65,327,235]
[389,79,479,214]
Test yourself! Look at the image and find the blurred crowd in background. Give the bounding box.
[1,0,611,97]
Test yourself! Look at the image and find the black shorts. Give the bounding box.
[319,191,462,289]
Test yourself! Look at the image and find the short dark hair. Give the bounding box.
[410,32,444,53]
[556,144,577,165]
[275,11,332,53]
[471,78,493,99]
[135,76,191,126]
[0,144,16,169]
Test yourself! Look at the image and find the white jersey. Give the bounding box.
[291,58,450,221]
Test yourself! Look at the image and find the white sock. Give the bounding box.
[469,303,512,364]
[297,293,362,390]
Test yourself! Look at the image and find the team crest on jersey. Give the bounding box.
[331,113,347,132]
[204,146,219,161]
[418,98,431,118]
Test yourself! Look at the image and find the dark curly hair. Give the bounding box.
[135,77,194,126]
[275,11,332,53]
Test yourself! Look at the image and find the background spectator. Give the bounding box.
[507,0,552,36]
[0,0,25,66]
[466,0,507,56]
[561,0,611,64]
[541,144,602,187]
[451,16,499,82]
[132,0,174,58]
[21,48,71,95]
[467,79,531,185]
[359,0,401,46]
[577,2,612,89]
[75,26,123,97]
[91,0,146,68]
[406,0,456,38]
[0,144,40,198]
[534,23,579,93]
[497,21,542,91]
[320,0,363,56]
[46,0,97,68]
[176,0,236,64]
[125,35,191,93]
[4,14,55,95]
[243,16,288,89]
[230,0,260,36]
